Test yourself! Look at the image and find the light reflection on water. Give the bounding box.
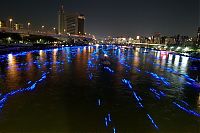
[0,46,199,132]
[6,54,20,89]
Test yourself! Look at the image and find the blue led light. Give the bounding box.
[146,114,159,129]
[104,117,108,127]
[159,91,166,97]
[104,67,114,73]
[108,113,112,122]
[122,79,133,89]
[0,72,48,111]
[146,72,171,86]
[173,102,200,118]
[133,91,140,102]
[138,102,144,108]
[132,91,144,108]
[179,100,189,107]
[89,73,93,80]
[113,127,116,133]
[138,96,143,101]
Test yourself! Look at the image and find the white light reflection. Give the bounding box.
[168,54,173,61]
[174,55,180,69]
[39,50,43,56]
[8,54,13,61]
[180,56,189,73]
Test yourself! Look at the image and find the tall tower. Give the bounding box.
[197,27,200,45]
[58,1,65,34]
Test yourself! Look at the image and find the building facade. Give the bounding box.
[58,5,65,34]
[0,20,6,28]
[58,4,85,35]
[14,23,23,30]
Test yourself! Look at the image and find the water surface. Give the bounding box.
[0,46,199,133]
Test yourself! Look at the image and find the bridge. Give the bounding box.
[0,28,96,42]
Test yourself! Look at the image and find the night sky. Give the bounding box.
[0,0,198,38]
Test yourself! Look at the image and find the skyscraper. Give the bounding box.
[57,2,85,35]
[58,2,65,34]
[197,27,200,45]
[65,12,85,35]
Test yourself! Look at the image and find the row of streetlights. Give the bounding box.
[7,18,56,33]
[7,18,95,37]
[8,18,31,30]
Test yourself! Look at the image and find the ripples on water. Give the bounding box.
[0,45,199,132]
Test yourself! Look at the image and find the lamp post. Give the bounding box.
[27,22,31,33]
[9,18,13,31]
[28,22,31,29]
[41,25,44,33]
[53,27,56,34]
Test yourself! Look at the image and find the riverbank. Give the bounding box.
[0,43,89,55]
[152,48,200,59]
[0,44,60,55]
[0,44,199,60]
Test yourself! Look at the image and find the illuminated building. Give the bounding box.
[58,2,85,35]
[14,23,23,30]
[0,20,6,28]
[58,3,65,34]
[65,12,85,35]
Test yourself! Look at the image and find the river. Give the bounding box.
[0,45,199,133]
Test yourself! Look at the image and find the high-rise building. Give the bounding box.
[58,3,65,34]
[58,3,85,35]
[65,12,85,35]
[197,27,200,45]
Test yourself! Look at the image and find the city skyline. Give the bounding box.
[0,0,198,38]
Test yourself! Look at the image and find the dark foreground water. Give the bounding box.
[0,45,199,133]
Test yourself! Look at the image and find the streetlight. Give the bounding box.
[28,22,31,29]
[7,37,12,44]
[9,18,13,30]
[53,27,56,34]
[27,22,31,33]
[41,25,44,33]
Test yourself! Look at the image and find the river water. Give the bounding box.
[0,45,199,133]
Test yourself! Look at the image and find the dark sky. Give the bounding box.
[0,0,198,38]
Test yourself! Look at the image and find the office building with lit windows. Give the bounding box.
[14,23,23,30]
[0,20,6,28]
[58,4,85,35]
